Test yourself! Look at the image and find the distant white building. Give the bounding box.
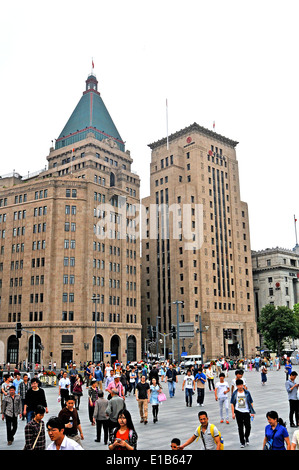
[252,245,299,351]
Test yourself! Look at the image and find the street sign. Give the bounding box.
[181,352,188,357]
[179,322,194,338]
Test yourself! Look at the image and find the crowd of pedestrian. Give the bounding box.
[0,356,298,451]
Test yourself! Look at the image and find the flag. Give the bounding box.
[213,121,215,130]
[92,59,94,69]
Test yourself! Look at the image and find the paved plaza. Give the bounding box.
[0,365,298,452]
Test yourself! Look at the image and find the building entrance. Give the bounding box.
[61,350,73,368]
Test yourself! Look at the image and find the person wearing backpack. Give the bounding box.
[179,411,223,450]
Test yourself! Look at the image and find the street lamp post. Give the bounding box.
[92,294,100,363]
[156,316,161,358]
[198,312,204,366]
[172,301,183,363]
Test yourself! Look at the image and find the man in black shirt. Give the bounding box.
[135,375,150,424]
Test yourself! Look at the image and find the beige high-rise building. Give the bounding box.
[0,73,141,368]
[141,123,258,361]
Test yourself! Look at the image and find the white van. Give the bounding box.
[181,355,202,369]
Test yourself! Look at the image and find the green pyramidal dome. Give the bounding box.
[55,74,125,151]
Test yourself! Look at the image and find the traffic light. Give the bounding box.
[227,329,232,340]
[15,322,22,339]
[171,325,176,339]
[223,329,228,339]
[147,325,153,341]
[152,326,157,341]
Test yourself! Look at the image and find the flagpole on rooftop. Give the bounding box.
[166,99,169,150]
[294,215,298,246]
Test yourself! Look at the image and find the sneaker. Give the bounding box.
[240,444,245,448]
[144,420,148,425]
[246,440,249,446]
[220,420,224,423]
[226,420,229,424]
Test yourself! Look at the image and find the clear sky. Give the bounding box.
[0,0,298,251]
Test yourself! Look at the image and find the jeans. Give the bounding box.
[26,410,35,423]
[167,380,176,397]
[185,388,193,406]
[219,397,229,420]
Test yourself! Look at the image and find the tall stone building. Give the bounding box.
[141,123,258,361]
[0,73,141,368]
[252,246,299,315]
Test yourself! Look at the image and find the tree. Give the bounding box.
[257,304,299,356]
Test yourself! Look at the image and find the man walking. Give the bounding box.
[285,371,299,427]
[106,388,125,432]
[179,411,222,450]
[1,385,22,445]
[182,369,196,407]
[58,371,70,409]
[58,394,84,448]
[195,366,206,407]
[231,379,255,448]
[166,364,178,398]
[215,373,230,424]
[135,375,150,424]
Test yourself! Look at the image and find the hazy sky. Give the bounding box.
[0,1,298,251]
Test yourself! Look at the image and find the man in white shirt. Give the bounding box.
[182,369,196,407]
[46,416,83,450]
[215,373,230,423]
[58,371,70,409]
[231,379,255,448]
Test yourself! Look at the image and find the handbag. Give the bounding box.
[264,429,277,450]
[158,392,167,402]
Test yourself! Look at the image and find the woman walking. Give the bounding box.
[261,363,268,386]
[88,379,99,424]
[72,374,84,410]
[206,363,215,391]
[150,377,162,423]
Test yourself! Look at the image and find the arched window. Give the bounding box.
[110,335,120,364]
[7,336,19,364]
[127,335,137,362]
[28,334,42,364]
[93,334,103,363]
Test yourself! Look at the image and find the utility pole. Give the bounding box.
[92,294,100,363]
[172,301,183,362]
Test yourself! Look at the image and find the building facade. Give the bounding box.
[141,123,258,361]
[252,245,299,351]
[0,74,142,368]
